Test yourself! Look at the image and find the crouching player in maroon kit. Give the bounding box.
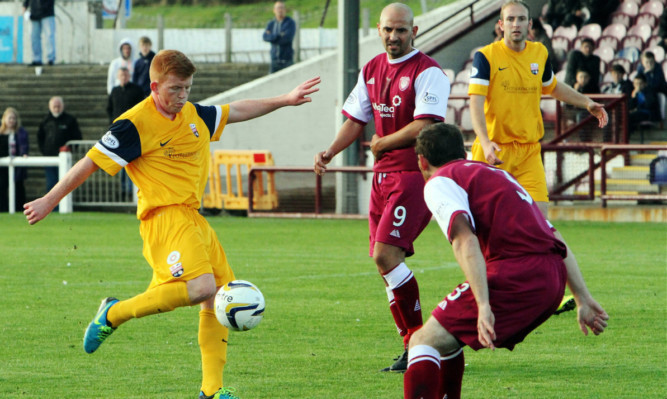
[404,123,609,399]
[314,3,450,372]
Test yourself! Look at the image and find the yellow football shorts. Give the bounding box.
[140,204,234,289]
[471,140,549,202]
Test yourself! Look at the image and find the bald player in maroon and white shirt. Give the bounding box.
[314,3,450,372]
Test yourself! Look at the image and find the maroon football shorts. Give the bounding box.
[431,253,567,350]
[368,170,432,257]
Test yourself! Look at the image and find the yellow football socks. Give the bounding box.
[199,308,229,396]
[106,281,191,327]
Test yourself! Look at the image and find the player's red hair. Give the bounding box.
[149,49,196,83]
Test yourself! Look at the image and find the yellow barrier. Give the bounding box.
[203,150,278,211]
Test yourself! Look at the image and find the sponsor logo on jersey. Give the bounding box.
[470,66,479,77]
[399,76,410,91]
[390,229,401,238]
[372,102,395,118]
[189,123,199,138]
[392,95,402,107]
[366,77,375,85]
[167,251,181,265]
[422,92,439,104]
[414,300,421,311]
[345,92,358,105]
[530,63,539,75]
[101,131,119,149]
[170,262,184,278]
[160,137,173,147]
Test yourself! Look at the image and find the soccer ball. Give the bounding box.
[214,280,265,331]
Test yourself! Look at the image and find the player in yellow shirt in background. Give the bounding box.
[468,0,608,315]
[24,49,320,399]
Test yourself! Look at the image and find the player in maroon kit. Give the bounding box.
[313,3,450,372]
[404,123,609,399]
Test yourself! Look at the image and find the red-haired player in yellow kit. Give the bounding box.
[24,49,320,399]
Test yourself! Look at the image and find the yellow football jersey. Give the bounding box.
[87,96,229,219]
[468,40,557,144]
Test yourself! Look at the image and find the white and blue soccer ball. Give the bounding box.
[214,280,265,331]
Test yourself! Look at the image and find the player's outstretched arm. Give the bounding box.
[24,156,99,225]
[553,230,609,336]
[228,76,321,123]
[470,94,502,166]
[314,119,364,175]
[449,214,496,349]
[551,81,609,128]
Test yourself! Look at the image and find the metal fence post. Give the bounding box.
[225,13,232,63]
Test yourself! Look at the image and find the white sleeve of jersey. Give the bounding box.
[424,176,475,241]
[341,69,373,123]
[414,66,450,120]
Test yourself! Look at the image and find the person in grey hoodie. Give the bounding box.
[107,38,135,94]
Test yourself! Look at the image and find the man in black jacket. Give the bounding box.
[37,96,81,192]
[132,36,155,97]
[108,67,145,124]
[22,0,55,66]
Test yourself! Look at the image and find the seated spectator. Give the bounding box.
[585,0,619,27]
[529,18,557,72]
[565,38,600,93]
[544,0,586,29]
[659,12,667,53]
[573,69,592,93]
[636,51,667,95]
[492,21,503,42]
[629,73,661,134]
[602,64,633,97]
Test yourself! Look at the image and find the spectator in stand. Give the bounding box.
[107,67,145,199]
[262,1,296,73]
[565,38,600,94]
[0,107,29,212]
[659,12,667,53]
[585,0,619,27]
[573,69,591,93]
[37,96,82,193]
[132,36,155,97]
[492,21,503,42]
[107,38,135,95]
[544,0,586,29]
[602,64,633,97]
[22,0,55,66]
[107,67,145,124]
[636,51,667,95]
[629,73,661,134]
[529,18,557,72]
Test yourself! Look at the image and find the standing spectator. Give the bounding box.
[529,18,557,72]
[107,67,145,200]
[564,38,600,93]
[636,51,667,95]
[404,122,609,399]
[24,49,320,399]
[629,73,661,134]
[107,67,145,124]
[0,107,29,212]
[602,64,633,96]
[107,38,135,95]
[314,3,450,373]
[132,36,155,97]
[544,0,586,29]
[262,1,296,73]
[37,96,82,193]
[468,0,608,219]
[22,0,55,66]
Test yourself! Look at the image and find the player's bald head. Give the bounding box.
[380,3,414,27]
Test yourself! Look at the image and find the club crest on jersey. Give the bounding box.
[167,251,181,265]
[392,95,402,107]
[101,131,119,149]
[530,63,539,75]
[170,262,184,278]
[399,76,410,91]
[189,123,199,138]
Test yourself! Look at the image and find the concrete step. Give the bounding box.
[605,178,660,193]
[630,153,658,166]
[610,166,650,180]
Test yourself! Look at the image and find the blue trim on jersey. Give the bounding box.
[471,52,490,81]
[194,104,218,139]
[101,119,141,163]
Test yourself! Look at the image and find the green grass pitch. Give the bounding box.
[0,212,665,398]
